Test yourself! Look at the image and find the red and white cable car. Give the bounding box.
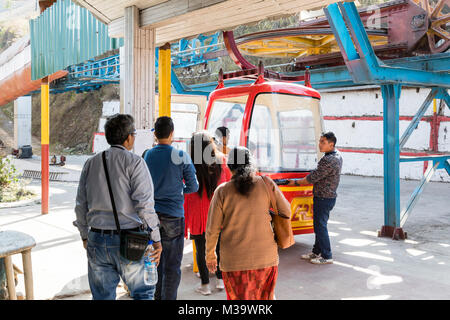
[204,65,324,235]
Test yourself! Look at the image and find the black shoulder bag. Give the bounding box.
[102,151,150,261]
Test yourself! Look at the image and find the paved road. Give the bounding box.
[1,175,449,300]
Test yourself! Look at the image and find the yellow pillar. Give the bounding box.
[158,42,171,117]
[192,241,199,274]
[41,77,50,214]
[38,0,55,216]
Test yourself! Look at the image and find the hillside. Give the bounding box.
[0,84,119,157]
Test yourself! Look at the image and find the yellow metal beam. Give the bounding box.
[238,34,388,58]
[41,81,49,146]
[41,77,50,215]
[158,42,171,117]
[317,35,335,46]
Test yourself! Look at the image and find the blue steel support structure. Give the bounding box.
[324,1,450,240]
[399,88,439,149]
[23,1,449,240]
[46,35,219,95]
[155,48,210,97]
[381,84,401,233]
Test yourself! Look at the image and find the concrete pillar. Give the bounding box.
[119,46,125,114]
[123,6,156,129]
[13,96,32,149]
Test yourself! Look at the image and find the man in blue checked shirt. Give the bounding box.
[144,116,199,300]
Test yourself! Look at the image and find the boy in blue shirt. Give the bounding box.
[144,116,198,300]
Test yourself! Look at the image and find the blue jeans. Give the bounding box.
[155,214,185,300]
[312,197,336,260]
[86,231,155,300]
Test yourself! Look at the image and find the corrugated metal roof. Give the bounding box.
[30,0,122,80]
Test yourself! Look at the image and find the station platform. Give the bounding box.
[0,174,449,300]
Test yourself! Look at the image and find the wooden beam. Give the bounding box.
[108,0,334,44]
[4,256,16,300]
[141,0,226,27]
[72,0,112,24]
[22,250,34,300]
[108,0,226,38]
[153,0,333,45]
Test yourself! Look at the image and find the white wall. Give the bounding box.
[319,87,449,183]
[321,88,449,117]
[324,119,431,150]
[14,96,32,149]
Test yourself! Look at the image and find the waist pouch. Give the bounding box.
[119,229,150,261]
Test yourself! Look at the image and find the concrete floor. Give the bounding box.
[1,174,449,300]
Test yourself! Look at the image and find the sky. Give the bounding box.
[0,0,38,24]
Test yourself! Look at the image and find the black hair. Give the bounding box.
[321,131,337,146]
[104,114,135,146]
[227,147,255,196]
[215,126,230,139]
[190,131,222,199]
[154,116,174,139]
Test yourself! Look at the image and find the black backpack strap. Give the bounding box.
[141,148,149,158]
[102,151,121,232]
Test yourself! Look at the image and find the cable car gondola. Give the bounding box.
[204,65,324,235]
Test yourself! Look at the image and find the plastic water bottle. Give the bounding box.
[144,240,158,286]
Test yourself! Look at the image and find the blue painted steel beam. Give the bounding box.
[400,161,439,228]
[284,52,450,90]
[387,53,450,73]
[399,155,450,164]
[185,52,450,94]
[67,55,120,81]
[156,48,212,97]
[189,79,253,93]
[171,69,210,97]
[171,32,220,69]
[436,88,450,111]
[399,88,439,149]
[324,1,450,234]
[323,2,359,63]
[445,161,450,176]
[382,84,402,228]
[49,43,450,94]
[324,2,450,88]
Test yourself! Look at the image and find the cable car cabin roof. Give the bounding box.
[209,80,321,101]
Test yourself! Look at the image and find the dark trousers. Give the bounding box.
[192,233,222,285]
[155,214,185,300]
[312,197,336,260]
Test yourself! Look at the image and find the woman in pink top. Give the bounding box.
[184,131,231,295]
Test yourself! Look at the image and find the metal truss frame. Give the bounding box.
[324,1,450,240]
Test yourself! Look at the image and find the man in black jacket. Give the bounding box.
[287,132,343,265]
